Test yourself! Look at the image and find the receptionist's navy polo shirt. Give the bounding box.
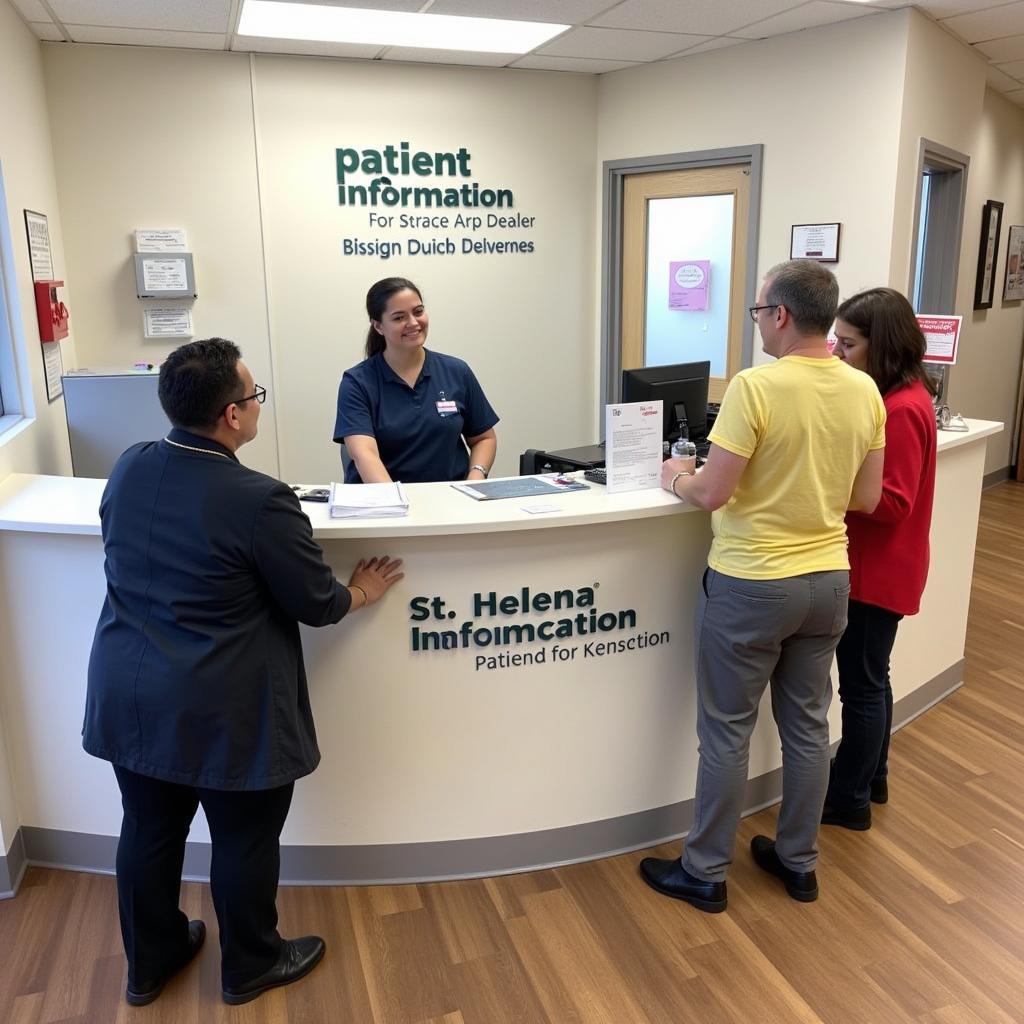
[334,350,499,484]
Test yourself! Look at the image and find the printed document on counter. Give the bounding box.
[328,481,409,518]
[604,401,662,493]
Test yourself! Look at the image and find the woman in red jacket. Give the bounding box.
[823,288,938,830]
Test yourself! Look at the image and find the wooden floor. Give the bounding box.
[3,482,1024,1024]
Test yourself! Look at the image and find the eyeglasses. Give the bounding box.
[222,385,266,414]
[748,304,780,323]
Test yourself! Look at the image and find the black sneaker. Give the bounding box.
[821,802,871,831]
[870,777,888,804]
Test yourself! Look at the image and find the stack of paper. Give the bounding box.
[328,481,409,519]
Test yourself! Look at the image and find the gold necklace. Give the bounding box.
[163,437,231,459]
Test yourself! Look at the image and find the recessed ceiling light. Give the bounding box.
[237,1,569,54]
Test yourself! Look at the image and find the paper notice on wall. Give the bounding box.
[42,342,63,402]
[135,229,187,252]
[143,307,194,339]
[24,210,54,281]
[142,257,188,292]
[604,401,663,494]
[917,314,961,365]
[669,260,710,311]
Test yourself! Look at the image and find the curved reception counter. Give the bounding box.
[0,420,1003,895]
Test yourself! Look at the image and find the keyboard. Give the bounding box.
[584,467,607,485]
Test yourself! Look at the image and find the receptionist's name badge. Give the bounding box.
[436,400,458,417]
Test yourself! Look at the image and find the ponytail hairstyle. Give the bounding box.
[835,287,938,397]
[365,277,423,359]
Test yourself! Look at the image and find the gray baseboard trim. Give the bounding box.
[0,826,28,899]
[983,466,1013,490]
[10,659,966,890]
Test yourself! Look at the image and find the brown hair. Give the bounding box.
[835,287,938,396]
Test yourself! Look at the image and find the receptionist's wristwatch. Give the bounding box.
[470,464,490,478]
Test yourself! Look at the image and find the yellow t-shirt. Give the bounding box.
[707,355,886,579]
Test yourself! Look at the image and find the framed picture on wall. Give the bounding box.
[974,199,1003,309]
[790,223,840,262]
[1002,224,1024,301]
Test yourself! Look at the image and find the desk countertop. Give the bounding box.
[0,419,1003,539]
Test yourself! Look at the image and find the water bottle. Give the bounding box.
[670,437,697,461]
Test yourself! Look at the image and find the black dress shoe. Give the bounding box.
[821,801,871,831]
[750,836,818,902]
[870,777,888,804]
[125,919,206,1006]
[639,856,727,913]
[222,935,326,1005]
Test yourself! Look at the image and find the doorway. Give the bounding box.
[601,146,762,416]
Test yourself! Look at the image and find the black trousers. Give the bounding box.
[829,599,903,810]
[112,765,294,989]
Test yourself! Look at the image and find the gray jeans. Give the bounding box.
[682,568,850,881]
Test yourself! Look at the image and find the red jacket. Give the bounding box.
[846,380,937,616]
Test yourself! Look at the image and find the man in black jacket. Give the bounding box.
[83,337,403,1006]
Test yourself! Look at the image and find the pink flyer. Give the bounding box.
[669,260,710,311]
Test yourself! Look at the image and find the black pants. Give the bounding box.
[113,765,294,989]
[829,599,903,810]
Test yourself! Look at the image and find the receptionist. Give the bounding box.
[334,277,499,484]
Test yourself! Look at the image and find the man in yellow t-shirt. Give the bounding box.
[641,260,886,914]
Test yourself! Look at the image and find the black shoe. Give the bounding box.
[639,856,727,913]
[870,777,888,804]
[821,801,871,831]
[750,836,818,902]
[221,935,326,1005]
[125,919,206,1006]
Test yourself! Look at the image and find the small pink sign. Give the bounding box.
[669,260,710,311]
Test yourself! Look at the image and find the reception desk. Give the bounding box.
[0,420,1003,895]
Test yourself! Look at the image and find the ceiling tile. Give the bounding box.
[677,35,750,56]
[510,53,640,72]
[429,0,614,23]
[1003,86,1024,102]
[941,2,1024,44]
[65,24,228,47]
[991,56,1024,77]
[536,26,707,61]
[986,62,1022,90]
[975,32,1024,62]
[734,1,877,40]
[381,46,518,66]
[591,0,804,36]
[49,0,232,33]
[912,0,1017,17]
[31,22,67,41]
[234,35,383,58]
[13,0,52,21]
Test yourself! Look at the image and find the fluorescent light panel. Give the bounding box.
[238,1,568,54]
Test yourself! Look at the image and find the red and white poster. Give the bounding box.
[917,314,961,365]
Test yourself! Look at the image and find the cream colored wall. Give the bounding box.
[0,3,76,482]
[251,56,597,482]
[41,45,281,476]
[42,45,598,482]
[597,12,910,372]
[889,11,1022,475]
[952,88,1024,473]
[0,0,77,859]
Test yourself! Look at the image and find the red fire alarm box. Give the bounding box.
[34,279,69,342]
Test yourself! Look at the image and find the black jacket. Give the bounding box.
[83,428,351,790]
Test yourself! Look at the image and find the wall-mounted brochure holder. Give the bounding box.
[34,279,69,342]
[134,252,196,299]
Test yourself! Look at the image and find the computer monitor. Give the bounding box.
[621,361,710,443]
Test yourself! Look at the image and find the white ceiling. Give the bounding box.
[10,0,1024,105]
